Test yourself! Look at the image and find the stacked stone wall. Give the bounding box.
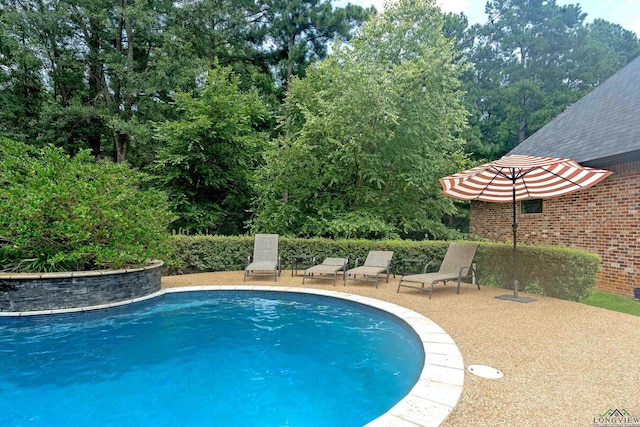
[0,261,163,312]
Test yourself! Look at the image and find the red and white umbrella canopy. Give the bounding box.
[440,155,612,203]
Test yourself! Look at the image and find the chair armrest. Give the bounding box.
[422,262,435,274]
[458,266,475,278]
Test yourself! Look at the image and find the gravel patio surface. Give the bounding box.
[162,271,640,427]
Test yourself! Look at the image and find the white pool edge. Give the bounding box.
[2,285,464,427]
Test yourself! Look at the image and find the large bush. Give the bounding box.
[0,139,174,272]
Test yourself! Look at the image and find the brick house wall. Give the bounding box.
[470,161,640,296]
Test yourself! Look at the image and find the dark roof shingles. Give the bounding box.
[508,55,640,164]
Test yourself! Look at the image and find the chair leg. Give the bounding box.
[429,283,434,299]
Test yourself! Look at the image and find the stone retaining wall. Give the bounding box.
[0,260,163,312]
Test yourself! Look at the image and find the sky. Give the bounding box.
[336,0,640,36]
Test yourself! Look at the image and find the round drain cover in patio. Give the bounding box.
[467,365,503,379]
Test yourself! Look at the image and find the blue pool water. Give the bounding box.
[0,291,424,427]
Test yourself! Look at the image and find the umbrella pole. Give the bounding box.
[512,184,519,299]
[496,182,534,303]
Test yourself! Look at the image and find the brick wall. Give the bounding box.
[470,161,640,296]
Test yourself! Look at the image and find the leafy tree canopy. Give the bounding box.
[151,65,270,235]
[251,0,470,239]
[451,0,640,161]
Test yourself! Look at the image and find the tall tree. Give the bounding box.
[0,0,371,164]
[469,0,586,151]
[24,0,103,153]
[0,0,174,160]
[569,19,640,90]
[251,0,470,239]
[151,65,269,235]
[168,0,268,86]
[0,0,46,141]
[458,0,640,160]
[262,0,374,89]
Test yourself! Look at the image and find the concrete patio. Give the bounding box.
[162,271,640,427]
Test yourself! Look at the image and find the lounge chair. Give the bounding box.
[344,251,394,288]
[244,234,281,282]
[302,257,349,286]
[397,243,479,298]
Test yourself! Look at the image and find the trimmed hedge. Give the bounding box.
[474,243,601,301]
[168,235,449,273]
[168,236,601,301]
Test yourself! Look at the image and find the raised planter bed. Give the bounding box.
[0,260,163,313]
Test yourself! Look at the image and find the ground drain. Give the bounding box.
[467,365,503,379]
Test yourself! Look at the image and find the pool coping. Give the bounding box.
[1,285,464,427]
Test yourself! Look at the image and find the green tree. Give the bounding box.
[0,1,46,141]
[251,0,470,239]
[0,0,200,162]
[569,19,640,90]
[470,0,586,151]
[262,0,374,89]
[166,0,271,93]
[151,66,269,235]
[459,0,640,160]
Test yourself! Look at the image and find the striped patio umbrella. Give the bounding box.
[440,155,612,302]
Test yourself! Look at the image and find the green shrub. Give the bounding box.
[168,236,600,301]
[168,235,255,273]
[0,139,174,272]
[474,243,601,301]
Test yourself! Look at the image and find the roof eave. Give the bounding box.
[581,149,640,168]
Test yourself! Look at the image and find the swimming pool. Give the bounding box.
[0,288,447,427]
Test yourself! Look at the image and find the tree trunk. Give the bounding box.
[518,116,526,145]
[111,0,130,163]
[286,32,295,85]
[517,44,527,145]
[114,132,128,162]
[87,15,103,156]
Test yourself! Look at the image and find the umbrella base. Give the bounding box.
[496,294,536,303]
